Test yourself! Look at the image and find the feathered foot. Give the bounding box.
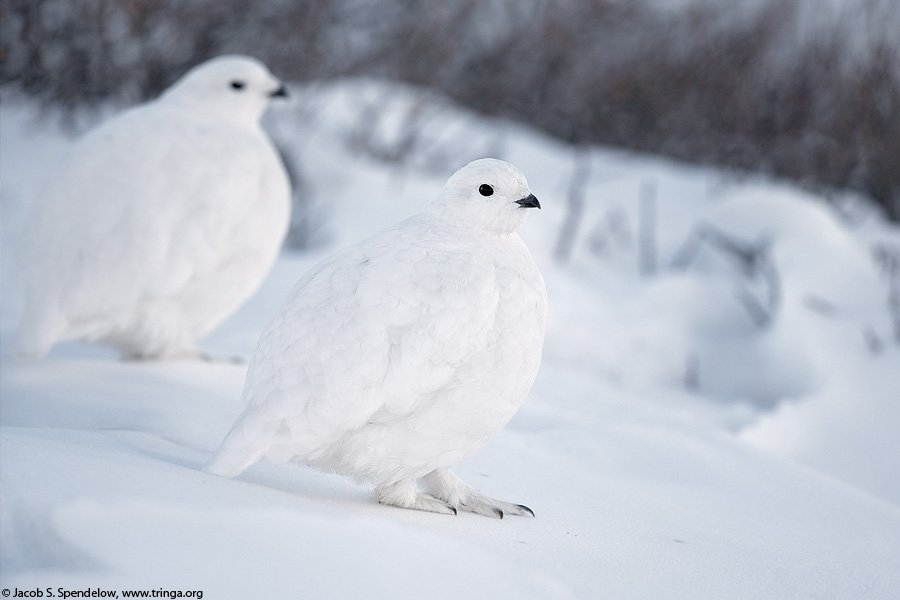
[375,480,458,515]
[420,468,534,519]
[376,469,533,518]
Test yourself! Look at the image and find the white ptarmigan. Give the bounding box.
[208,158,547,517]
[16,55,291,360]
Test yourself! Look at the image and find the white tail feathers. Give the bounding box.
[15,307,66,359]
[205,442,264,479]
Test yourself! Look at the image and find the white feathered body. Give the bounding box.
[17,57,290,358]
[213,211,547,485]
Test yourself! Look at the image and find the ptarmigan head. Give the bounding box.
[161,55,288,125]
[428,158,541,235]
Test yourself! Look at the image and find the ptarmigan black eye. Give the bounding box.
[479,184,494,197]
[230,80,246,91]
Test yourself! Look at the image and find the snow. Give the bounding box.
[2,80,900,599]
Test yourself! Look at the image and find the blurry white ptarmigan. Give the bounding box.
[208,158,547,517]
[16,55,291,360]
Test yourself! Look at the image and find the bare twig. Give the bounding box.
[873,242,900,343]
[803,294,839,317]
[684,351,700,391]
[553,146,592,264]
[588,208,631,256]
[863,325,884,354]
[638,178,657,276]
[673,222,781,329]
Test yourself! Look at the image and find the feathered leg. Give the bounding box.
[374,479,458,515]
[419,468,534,519]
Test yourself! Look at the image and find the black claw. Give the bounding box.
[496,508,504,519]
[450,506,458,516]
[518,504,535,517]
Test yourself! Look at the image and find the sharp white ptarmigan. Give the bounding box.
[208,158,547,517]
[16,55,291,360]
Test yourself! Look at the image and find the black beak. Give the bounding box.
[270,84,289,98]
[515,194,541,209]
